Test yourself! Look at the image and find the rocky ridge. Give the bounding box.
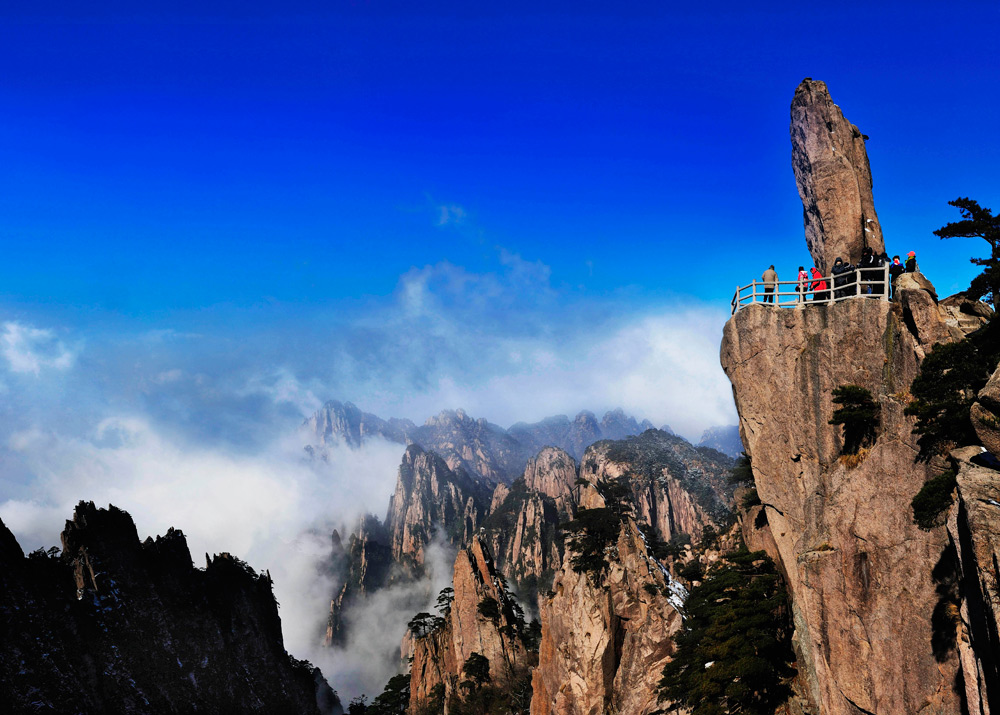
[0,502,338,715]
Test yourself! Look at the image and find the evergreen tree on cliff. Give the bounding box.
[934,197,1000,311]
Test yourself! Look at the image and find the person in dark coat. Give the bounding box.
[831,257,855,299]
[905,251,917,273]
[859,247,877,295]
[874,252,889,295]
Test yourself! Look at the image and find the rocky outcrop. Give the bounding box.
[0,502,338,715]
[580,430,732,539]
[972,364,1000,458]
[791,78,885,272]
[304,400,414,449]
[529,518,685,715]
[948,447,1000,715]
[522,447,579,519]
[325,516,394,646]
[408,538,530,712]
[385,445,489,566]
[721,297,970,714]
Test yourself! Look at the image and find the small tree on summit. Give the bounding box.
[829,385,879,455]
[934,197,1000,311]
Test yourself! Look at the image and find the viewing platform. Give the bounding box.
[731,264,892,314]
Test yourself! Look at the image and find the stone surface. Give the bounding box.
[972,364,1000,458]
[522,446,579,519]
[529,519,684,715]
[0,502,338,715]
[947,446,1000,715]
[721,298,966,715]
[791,78,885,272]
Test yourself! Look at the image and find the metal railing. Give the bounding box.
[731,264,891,314]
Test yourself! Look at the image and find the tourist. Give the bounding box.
[797,266,809,303]
[762,265,778,304]
[810,266,828,301]
[831,257,854,299]
[859,247,877,294]
[905,251,917,273]
[888,255,904,300]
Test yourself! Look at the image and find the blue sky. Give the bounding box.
[1,0,997,439]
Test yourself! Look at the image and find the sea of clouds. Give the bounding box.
[0,247,736,701]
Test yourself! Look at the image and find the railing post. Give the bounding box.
[882,263,890,302]
[752,280,757,304]
[828,273,834,304]
[855,266,861,296]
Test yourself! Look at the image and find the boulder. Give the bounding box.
[972,364,1000,457]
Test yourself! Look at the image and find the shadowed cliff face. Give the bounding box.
[721,296,969,715]
[0,502,338,715]
[791,79,885,273]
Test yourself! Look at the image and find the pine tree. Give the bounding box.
[658,548,794,714]
[933,198,1000,312]
[829,385,879,455]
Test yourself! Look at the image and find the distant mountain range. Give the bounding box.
[303,401,741,485]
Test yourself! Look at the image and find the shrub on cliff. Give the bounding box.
[912,469,958,530]
[658,547,794,715]
[905,324,1000,461]
[829,385,879,455]
[560,478,633,585]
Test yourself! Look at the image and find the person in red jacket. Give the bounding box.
[810,266,828,301]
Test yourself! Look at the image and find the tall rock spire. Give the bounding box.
[791,78,885,272]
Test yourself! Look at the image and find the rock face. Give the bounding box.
[385,445,489,567]
[972,363,1000,458]
[408,538,530,712]
[325,446,488,645]
[481,449,577,595]
[0,502,338,715]
[948,447,1000,715]
[791,78,885,272]
[529,518,685,715]
[721,297,970,715]
[581,430,733,537]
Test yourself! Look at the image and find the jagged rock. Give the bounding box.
[941,293,995,334]
[0,502,338,715]
[791,79,885,272]
[580,430,732,537]
[529,519,684,715]
[324,515,393,646]
[947,447,1000,715]
[522,447,578,518]
[895,273,965,356]
[304,400,414,448]
[408,538,529,712]
[721,298,965,714]
[385,445,488,566]
[489,482,510,514]
[971,363,1000,458]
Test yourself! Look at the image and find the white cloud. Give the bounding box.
[436,204,467,226]
[0,321,76,375]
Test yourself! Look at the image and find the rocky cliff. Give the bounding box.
[581,430,733,539]
[408,538,532,712]
[722,285,978,714]
[791,78,885,272]
[529,516,685,715]
[0,502,338,715]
